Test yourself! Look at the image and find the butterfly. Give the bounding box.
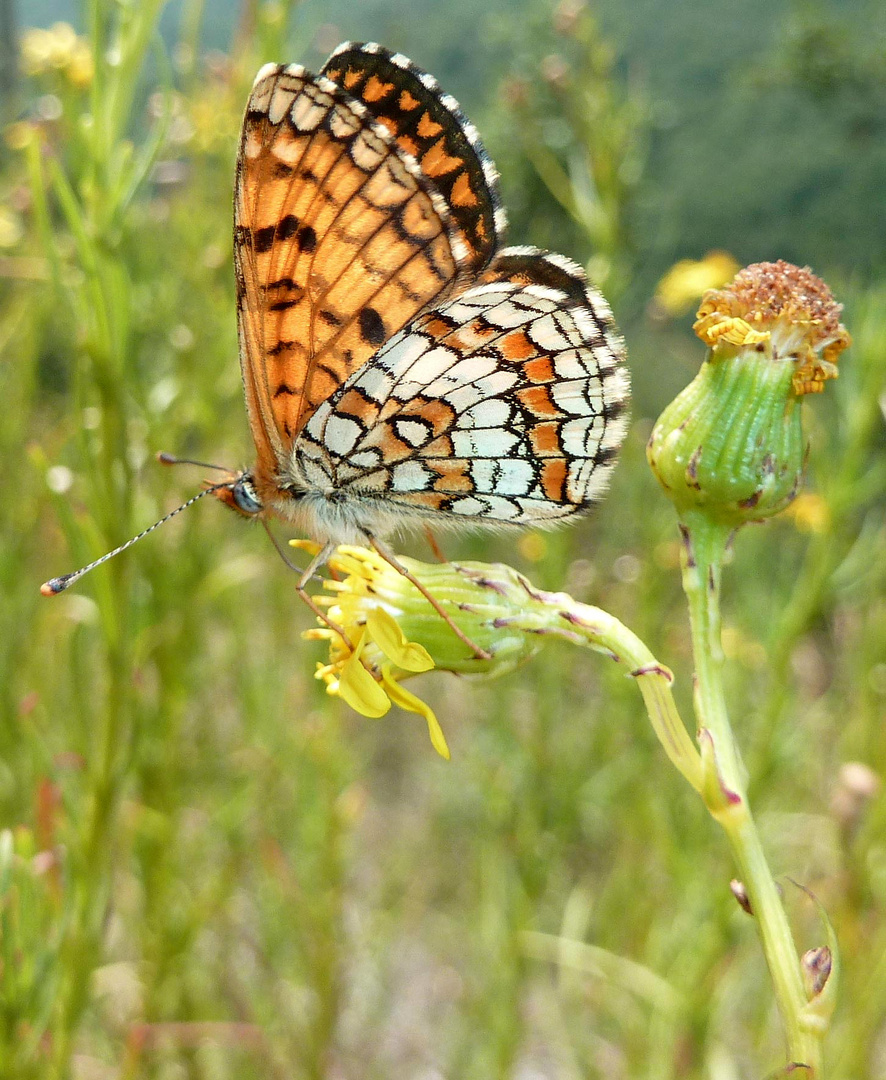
[43,42,629,653]
[214,43,629,639]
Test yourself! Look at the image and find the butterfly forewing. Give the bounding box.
[321,42,505,275]
[297,248,629,524]
[235,63,471,458]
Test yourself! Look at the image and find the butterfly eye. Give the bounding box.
[232,477,262,515]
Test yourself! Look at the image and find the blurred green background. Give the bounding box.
[2,0,885,1076]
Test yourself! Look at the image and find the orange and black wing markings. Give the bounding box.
[295,248,630,524]
[234,63,471,462]
[321,42,505,278]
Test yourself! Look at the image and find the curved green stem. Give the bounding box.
[680,511,825,1075]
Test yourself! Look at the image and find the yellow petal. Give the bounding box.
[366,607,434,673]
[325,548,378,580]
[381,666,450,760]
[694,312,770,348]
[337,631,391,718]
[288,538,323,556]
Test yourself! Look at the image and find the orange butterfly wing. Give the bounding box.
[321,43,504,276]
[234,54,502,495]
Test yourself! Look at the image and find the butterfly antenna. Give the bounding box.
[157,451,232,472]
[40,483,230,596]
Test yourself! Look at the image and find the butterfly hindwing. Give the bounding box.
[296,248,630,524]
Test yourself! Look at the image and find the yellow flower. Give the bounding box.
[300,543,449,759]
[46,23,78,69]
[693,260,851,395]
[66,42,95,88]
[297,543,569,758]
[20,23,93,87]
[20,28,53,75]
[654,251,740,316]
[785,492,831,534]
[0,207,23,248]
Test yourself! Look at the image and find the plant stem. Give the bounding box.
[679,511,824,1075]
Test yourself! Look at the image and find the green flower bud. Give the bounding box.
[647,261,850,528]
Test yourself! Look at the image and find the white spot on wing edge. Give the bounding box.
[328,103,363,139]
[290,94,327,132]
[543,251,586,278]
[248,75,276,113]
[497,244,541,259]
[326,40,357,60]
[602,364,631,404]
[568,458,613,504]
[254,62,282,86]
[601,413,630,450]
[450,234,470,266]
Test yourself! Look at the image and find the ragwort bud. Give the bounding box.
[647,261,850,528]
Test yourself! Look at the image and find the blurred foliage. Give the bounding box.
[0,0,884,1077]
[500,0,649,301]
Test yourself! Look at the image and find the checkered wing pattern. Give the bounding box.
[321,42,504,275]
[296,249,629,524]
[234,49,502,474]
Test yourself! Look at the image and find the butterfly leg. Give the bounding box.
[423,525,447,564]
[292,540,357,653]
[367,535,492,661]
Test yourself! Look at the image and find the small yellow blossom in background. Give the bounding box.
[187,66,246,154]
[189,98,234,154]
[0,207,23,248]
[4,122,37,152]
[20,23,94,87]
[654,251,740,316]
[517,532,547,562]
[785,492,831,534]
